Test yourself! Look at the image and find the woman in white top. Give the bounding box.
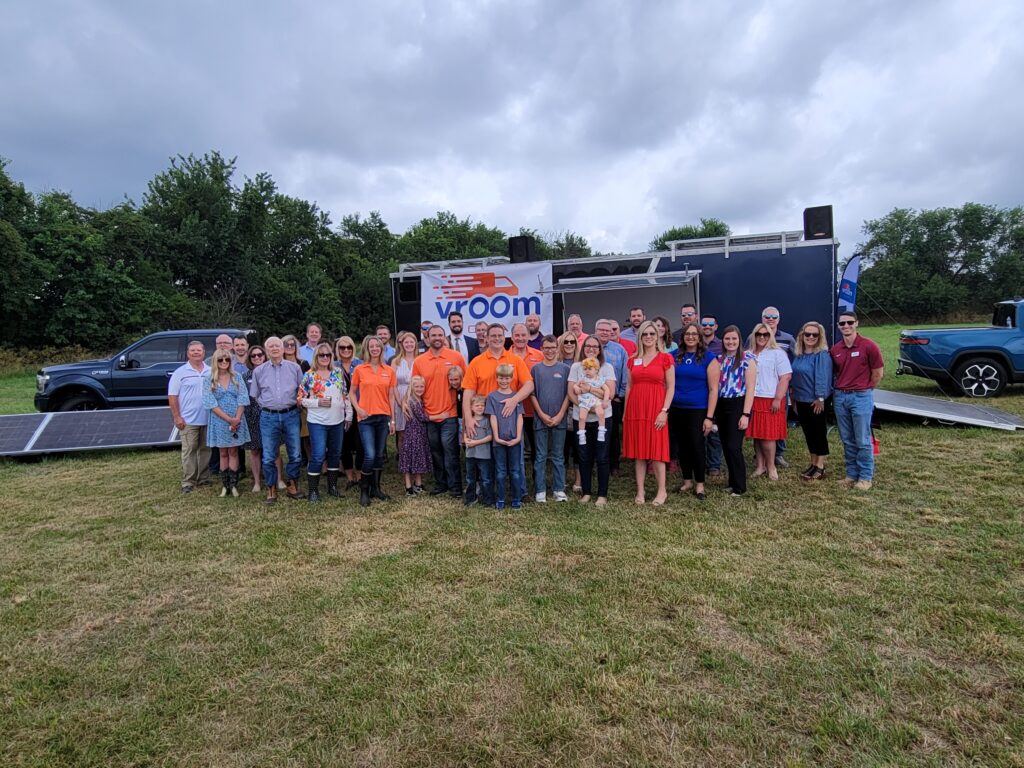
[299,342,352,501]
[391,330,419,453]
[746,324,792,481]
[567,335,616,507]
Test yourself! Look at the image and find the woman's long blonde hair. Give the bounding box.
[795,322,828,355]
[210,350,242,393]
[747,323,778,352]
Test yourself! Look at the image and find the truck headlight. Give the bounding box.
[36,373,49,393]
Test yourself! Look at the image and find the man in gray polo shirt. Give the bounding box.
[249,336,305,503]
[530,335,571,502]
[168,340,211,493]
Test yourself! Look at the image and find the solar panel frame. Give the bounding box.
[0,407,180,456]
[873,390,1024,431]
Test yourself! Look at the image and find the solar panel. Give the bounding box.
[0,414,48,454]
[873,390,1024,431]
[0,407,179,457]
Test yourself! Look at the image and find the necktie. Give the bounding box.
[454,336,461,355]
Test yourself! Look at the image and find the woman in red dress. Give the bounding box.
[623,320,675,506]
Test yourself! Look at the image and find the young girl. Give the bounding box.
[576,357,610,444]
[202,350,251,497]
[399,375,432,495]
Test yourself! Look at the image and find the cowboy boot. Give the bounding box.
[285,478,304,500]
[229,469,240,497]
[220,470,231,498]
[372,469,390,501]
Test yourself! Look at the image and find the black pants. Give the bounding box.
[669,406,706,483]
[716,397,747,494]
[578,422,609,497]
[609,397,624,471]
[796,401,830,456]
[340,420,364,471]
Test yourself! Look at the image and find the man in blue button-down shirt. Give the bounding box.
[594,319,628,475]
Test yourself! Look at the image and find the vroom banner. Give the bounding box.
[420,262,554,333]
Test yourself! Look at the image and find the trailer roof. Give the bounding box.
[390,230,834,278]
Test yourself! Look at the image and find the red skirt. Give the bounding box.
[747,396,788,440]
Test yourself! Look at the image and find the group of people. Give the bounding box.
[167,304,883,506]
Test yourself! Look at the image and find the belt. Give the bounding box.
[836,388,868,394]
[263,405,297,414]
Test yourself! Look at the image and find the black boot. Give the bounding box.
[220,471,231,498]
[229,469,240,497]
[372,469,390,501]
[326,469,341,498]
[307,473,321,503]
[359,475,371,507]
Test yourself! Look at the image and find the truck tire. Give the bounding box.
[954,357,1008,398]
[56,393,103,412]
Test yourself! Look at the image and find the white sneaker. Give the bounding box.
[535,492,547,503]
[553,491,568,502]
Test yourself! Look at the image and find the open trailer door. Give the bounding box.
[538,271,700,331]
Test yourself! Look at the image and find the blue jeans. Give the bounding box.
[260,409,302,487]
[427,417,462,493]
[533,425,566,494]
[492,442,523,505]
[358,414,390,474]
[705,427,723,472]
[833,389,875,481]
[308,421,343,474]
[465,457,493,505]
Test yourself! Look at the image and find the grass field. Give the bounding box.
[1,326,1022,766]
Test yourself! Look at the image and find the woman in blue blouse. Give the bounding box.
[791,321,833,480]
[715,325,757,497]
[669,324,720,500]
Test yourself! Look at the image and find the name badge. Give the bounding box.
[851,351,860,358]
[635,358,643,365]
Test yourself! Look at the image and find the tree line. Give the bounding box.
[2,151,1020,352]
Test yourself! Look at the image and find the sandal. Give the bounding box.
[652,493,668,506]
[634,495,646,505]
[678,482,694,493]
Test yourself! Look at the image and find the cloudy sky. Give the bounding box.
[2,0,1021,256]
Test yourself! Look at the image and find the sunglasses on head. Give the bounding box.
[838,320,856,326]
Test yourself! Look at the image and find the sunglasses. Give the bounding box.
[563,340,577,345]
[284,342,296,347]
[837,320,857,326]
[803,332,820,337]
[250,352,265,358]
[700,322,716,327]
[641,331,657,337]
[762,314,779,320]
[337,345,353,350]
[317,352,333,358]
[755,332,770,338]
[681,312,696,317]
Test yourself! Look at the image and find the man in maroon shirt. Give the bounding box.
[830,311,884,490]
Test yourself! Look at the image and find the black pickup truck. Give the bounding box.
[35,329,250,412]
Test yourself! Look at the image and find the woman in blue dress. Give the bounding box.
[202,350,251,497]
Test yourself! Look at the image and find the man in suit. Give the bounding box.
[447,310,480,362]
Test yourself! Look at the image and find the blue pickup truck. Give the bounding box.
[897,300,1024,397]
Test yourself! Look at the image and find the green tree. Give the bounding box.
[551,230,592,261]
[395,211,506,264]
[649,218,730,251]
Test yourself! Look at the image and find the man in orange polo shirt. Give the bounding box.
[463,322,534,441]
[413,324,467,497]
[510,322,544,496]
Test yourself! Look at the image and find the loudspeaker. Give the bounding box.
[508,235,537,263]
[803,205,834,240]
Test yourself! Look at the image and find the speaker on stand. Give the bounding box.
[508,235,537,263]
[803,205,834,240]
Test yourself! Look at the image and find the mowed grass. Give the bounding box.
[1,327,1022,766]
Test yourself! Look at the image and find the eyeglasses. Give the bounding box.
[762,314,779,320]
[755,332,770,338]
[284,342,296,347]
[837,320,857,326]
[337,345,353,351]
[317,352,333,358]
[803,332,820,338]
[641,331,657,337]
[700,322,716,327]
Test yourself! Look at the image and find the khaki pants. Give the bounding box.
[180,425,211,489]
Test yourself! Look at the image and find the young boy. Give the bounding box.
[484,364,524,510]
[463,395,493,506]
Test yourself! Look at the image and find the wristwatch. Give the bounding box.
[742,412,751,417]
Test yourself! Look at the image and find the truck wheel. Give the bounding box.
[56,394,102,412]
[954,358,1008,398]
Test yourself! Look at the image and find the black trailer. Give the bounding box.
[391,230,838,342]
